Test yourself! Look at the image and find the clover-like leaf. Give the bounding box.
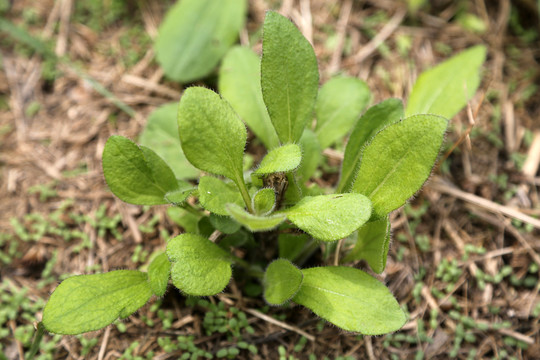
[338,99,404,193]
[315,76,371,149]
[167,234,233,296]
[178,87,247,185]
[352,114,448,218]
[264,259,303,305]
[252,188,276,215]
[226,203,286,232]
[198,176,244,216]
[293,266,407,334]
[406,45,486,119]
[219,46,280,150]
[148,252,171,297]
[254,144,302,175]
[42,270,152,335]
[284,194,372,242]
[155,0,246,83]
[102,136,179,205]
[139,103,199,179]
[261,11,319,144]
[342,217,391,274]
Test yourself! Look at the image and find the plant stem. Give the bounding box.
[27,322,45,360]
[181,202,202,217]
[235,176,254,213]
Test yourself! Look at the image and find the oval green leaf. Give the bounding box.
[155,0,246,83]
[264,259,303,305]
[148,252,171,297]
[315,76,371,149]
[352,114,448,218]
[226,203,286,232]
[167,234,233,296]
[198,176,244,216]
[293,266,407,334]
[178,87,247,184]
[261,11,319,144]
[406,45,486,119]
[252,188,276,215]
[338,99,404,193]
[102,136,179,205]
[297,129,321,181]
[42,270,152,335]
[254,144,302,175]
[284,194,372,242]
[219,46,280,150]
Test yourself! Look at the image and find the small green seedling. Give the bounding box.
[41,11,485,337]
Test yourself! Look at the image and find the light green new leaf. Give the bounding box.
[155,0,246,83]
[338,99,404,193]
[342,217,391,274]
[178,87,247,185]
[139,103,199,179]
[226,203,286,231]
[102,136,179,205]
[252,188,276,215]
[167,234,233,296]
[148,252,171,297]
[198,176,244,216]
[406,45,486,118]
[293,266,406,334]
[261,11,319,144]
[297,129,321,181]
[219,46,280,150]
[352,115,448,218]
[254,144,302,175]
[284,194,372,242]
[164,187,195,206]
[315,76,371,149]
[264,259,303,305]
[42,270,152,335]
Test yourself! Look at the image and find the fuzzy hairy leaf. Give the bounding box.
[167,234,233,296]
[155,0,246,82]
[261,11,319,144]
[264,259,303,305]
[406,45,486,119]
[226,203,286,231]
[102,136,179,205]
[139,103,199,179]
[219,47,280,149]
[338,99,404,193]
[284,194,372,242]
[293,266,406,334]
[42,270,152,335]
[352,114,448,218]
[178,87,247,184]
[252,188,276,215]
[315,76,371,149]
[198,176,244,216]
[342,217,391,274]
[148,252,171,297]
[297,129,321,181]
[209,214,242,234]
[254,144,302,175]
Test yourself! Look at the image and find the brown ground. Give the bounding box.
[1,0,539,359]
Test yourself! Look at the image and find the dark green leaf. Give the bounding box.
[278,233,310,261]
[264,259,303,305]
[148,252,171,297]
[209,213,242,234]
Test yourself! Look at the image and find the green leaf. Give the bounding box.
[102,136,179,205]
[178,87,247,186]
[297,129,321,181]
[342,217,391,274]
[352,114,448,218]
[261,11,319,144]
[139,103,199,179]
[226,203,286,231]
[284,194,372,242]
[42,270,152,335]
[293,266,406,334]
[315,76,371,149]
[164,187,195,206]
[254,144,302,175]
[167,234,233,296]
[278,233,310,261]
[338,99,404,193]
[219,46,280,150]
[167,207,200,234]
[155,0,246,83]
[264,259,303,305]
[198,176,244,216]
[406,45,486,119]
[252,188,276,215]
[148,252,171,297]
[209,213,242,234]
